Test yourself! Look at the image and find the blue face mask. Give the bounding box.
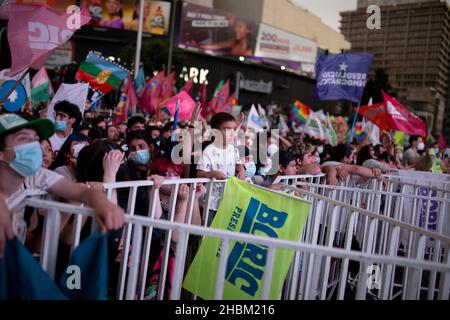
[55,120,68,132]
[131,149,150,166]
[8,141,43,177]
[245,161,257,177]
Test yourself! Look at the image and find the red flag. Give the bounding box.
[114,77,138,124]
[180,77,194,95]
[139,70,165,114]
[162,91,197,121]
[218,92,236,114]
[161,72,175,100]
[2,3,91,76]
[437,134,446,152]
[356,91,427,137]
[207,80,230,116]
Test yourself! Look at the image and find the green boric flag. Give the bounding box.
[31,82,49,106]
[183,178,311,300]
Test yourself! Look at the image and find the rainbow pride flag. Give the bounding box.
[290,100,311,127]
[354,122,368,143]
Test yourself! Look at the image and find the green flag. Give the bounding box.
[326,113,338,147]
[183,178,311,300]
[31,82,50,107]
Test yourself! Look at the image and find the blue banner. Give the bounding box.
[315,53,373,103]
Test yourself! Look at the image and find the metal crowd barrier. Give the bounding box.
[11,176,450,300]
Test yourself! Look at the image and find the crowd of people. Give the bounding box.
[1,95,449,299]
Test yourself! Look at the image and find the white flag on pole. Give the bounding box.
[258,104,270,128]
[246,104,264,132]
[47,83,89,121]
[278,114,290,134]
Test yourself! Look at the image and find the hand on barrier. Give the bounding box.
[326,175,339,186]
[148,175,165,189]
[195,184,207,199]
[0,197,14,258]
[210,171,227,180]
[178,184,190,201]
[336,166,349,182]
[371,168,382,178]
[85,181,105,192]
[94,199,125,234]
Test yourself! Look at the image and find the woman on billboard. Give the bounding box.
[100,0,125,29]
[201,18,254,56]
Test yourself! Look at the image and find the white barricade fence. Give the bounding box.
[11,177,450,300]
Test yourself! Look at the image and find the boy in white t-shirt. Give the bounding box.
[0,114,125,257]
[197,113,246,217]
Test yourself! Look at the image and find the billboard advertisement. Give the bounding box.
[10,0,171,35]
[85,0,171,35]
[178,3,318,76]
[255,23,318,64]
[178,2,259,57]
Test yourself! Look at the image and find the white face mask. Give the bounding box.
[317,146,324,154]
[417,142,425,151]
[267,144,279,157]
[72,143,87,159]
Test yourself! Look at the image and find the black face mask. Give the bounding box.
[119,132,126,140]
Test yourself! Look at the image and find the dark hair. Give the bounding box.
[76,140,122,183]
[54,100,82,128]
[92,116,106,128]
[409,135,420,146]
[161,122,174,134]
[50,132,90,170]
[278,150,295,169]
[331,144,353,162]
[126,130,152,148]
[77,122,91,132]
[127,115,146,130]
[147,125,160,134]
[356,145,373,166]
[210,113,236,130]
[88,127,107,141]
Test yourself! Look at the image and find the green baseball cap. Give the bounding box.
[0,113,55,140]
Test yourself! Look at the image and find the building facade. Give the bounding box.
[341,0,450,136]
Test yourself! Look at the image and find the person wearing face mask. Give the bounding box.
[402,135,424,167]
[51,133,90,180]
[49,101,82,157]
[0,114,125,257]
[123,130,158,181]
[242,147,257,182]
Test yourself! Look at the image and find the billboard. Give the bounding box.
[178,3,318,76]
[178,2,259,57]
[85,0,171,35]
[255,23,317,64]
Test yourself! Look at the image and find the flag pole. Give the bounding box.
[348,101,361,144]
[171,98,180,142]
[133,0,145,115]
[0,68,29,106]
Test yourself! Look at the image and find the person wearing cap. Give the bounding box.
[49,100,83,157]
[0,113,125,257]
